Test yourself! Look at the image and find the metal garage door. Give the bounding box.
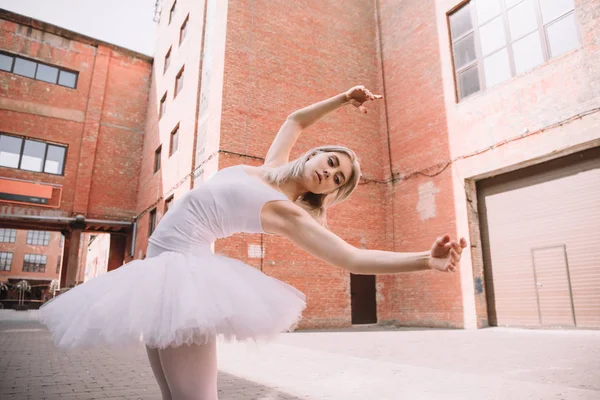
[477,147,600,329]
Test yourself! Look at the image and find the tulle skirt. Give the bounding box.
[38,243,306,349]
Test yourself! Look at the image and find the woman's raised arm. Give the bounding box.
[263,86,382,168]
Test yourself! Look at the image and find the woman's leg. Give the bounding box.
[158,338,218,400]
[146,346,172,400]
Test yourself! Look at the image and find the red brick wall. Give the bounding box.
[0,15,151,222]
[0,230,63,282]
[377,0,462,328]
[218,0,391,328]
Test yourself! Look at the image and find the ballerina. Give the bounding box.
[39,85,467,400]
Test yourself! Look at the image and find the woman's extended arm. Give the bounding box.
[264,86,382,167]
[262,201,466,274]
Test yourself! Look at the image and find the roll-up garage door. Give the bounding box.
[477,147,600,328]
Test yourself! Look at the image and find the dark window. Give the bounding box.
[14,57,37,78]
[180,15,189,45]
[175,66,184,96]
[27,230,51,246]
[164,47,172,73]
[0,51,78,88]
[169,1,177,24]
[0,133,67,175]
[36,64,59,84]
[160,92,167,118]
[0,53,14,71]
[149,209,157,236]
[0,229,17,243]
[169,125,179,156]
[58,70,78,88]
[56,255,62,274]
[20,139,46,172]
[154,145,162,173]
[23,254,47,273]
[164,195,174,213]
[0,252,12,271]
[449,0,579,100]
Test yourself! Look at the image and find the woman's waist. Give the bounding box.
[147,237,214,257]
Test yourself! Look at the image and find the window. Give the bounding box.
[175,66,184,96]
[149,208,157,236]
[164,47,172,74]
[0,252,13,271]
[0,51,78,88]
[160,92,167,118]
[169,125,179,156]
[0,229,17,243]
[154,145,162,173]
[169,1,177,24]
[27,230,51,246]
[180,15,189,45]
[23,254,47,272]
[0,133,67,175]
[56,255,62,274]
[164,195,174,213]
[449,0,580,100]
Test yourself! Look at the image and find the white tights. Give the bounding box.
[146,338,218,400]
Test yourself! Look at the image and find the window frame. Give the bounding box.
[164,47,172,74]
[0,50,79,89]
[148,208,157,236]
[169,124,180,156]
[0,132,68,176]
[448,0,580,101]
[154,145,162,173]
[23,254,47,273]
[0,252,13,271]
[175,65,185,97]
[159,92,167,118]
[26,230,51,246]
[180,14,190,45]
[0,228,17,243]
[169,1,177,24]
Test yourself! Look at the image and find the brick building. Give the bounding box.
[1,0,599,329]
[0,10,152,290]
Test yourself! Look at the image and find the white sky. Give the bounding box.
[0,0,157,56]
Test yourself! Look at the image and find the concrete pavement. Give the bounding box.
[1,310,598,399]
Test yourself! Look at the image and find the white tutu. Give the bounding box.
[38,244,306,349]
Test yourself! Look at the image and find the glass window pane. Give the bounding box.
[36,64,59,84]
[450,3,473,40]
[0,134,22,168]
[539,0,575,24]
[484,48,512,87]
[58,70,77,88]
[44,145,66,174]
[0,53,14,72]
[453,33,477,69]
[546,13,579,58]
[513,31,544,74]
[458,66,481,99]
[505,0,523,9]
[475,0,502,25]
[13,58,37,78]
[507,0,538,40]
[21,140,46,172]
[480,17,506,56]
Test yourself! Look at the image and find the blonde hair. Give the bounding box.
[264,145,361,225]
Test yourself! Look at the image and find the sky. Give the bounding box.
[0,0,157,56]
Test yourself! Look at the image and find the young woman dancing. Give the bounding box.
[39,85,467,400]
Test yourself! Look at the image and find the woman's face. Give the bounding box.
[302,151,354,194]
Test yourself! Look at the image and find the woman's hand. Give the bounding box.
[428,235,468,273]
[344,85,383,114]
